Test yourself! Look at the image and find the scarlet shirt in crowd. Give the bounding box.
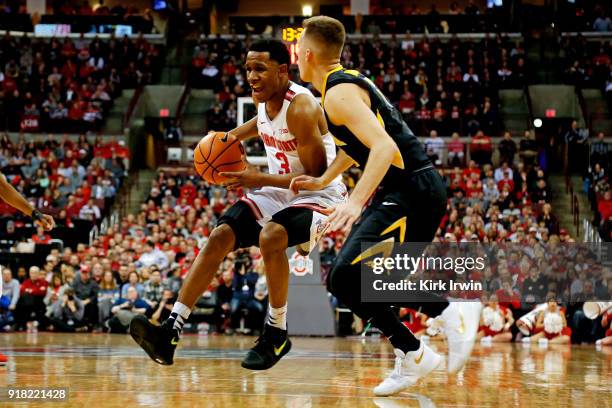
[20,278,49,296]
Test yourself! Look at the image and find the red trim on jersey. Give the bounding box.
[290,203,334,215]
[284,89,296,102]
[241,197,264,220]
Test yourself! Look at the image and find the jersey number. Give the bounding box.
[276,152,291,174]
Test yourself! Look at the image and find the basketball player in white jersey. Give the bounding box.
[130,39,346,370]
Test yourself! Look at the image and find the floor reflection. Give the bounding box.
[0,333,610,407]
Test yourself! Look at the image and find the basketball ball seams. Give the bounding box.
[209,138,242,168]
[206,133,216,159]
[195,132,245,185]
[216,160,247,171]
[197,141,223,174]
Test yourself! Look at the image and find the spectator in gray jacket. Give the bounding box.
[71,267,99,328]
[49,288,85,332]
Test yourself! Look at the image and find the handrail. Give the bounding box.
[523,84,535,132]
[574,196,580,237]
[175,85,191,128]
[575,87,590,131]
[123,86,144,130]
[88,225,99,246]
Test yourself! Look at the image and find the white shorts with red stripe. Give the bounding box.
[241,182,347,225]
[240,182,347,253]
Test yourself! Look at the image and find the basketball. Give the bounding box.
[193,132,246,185]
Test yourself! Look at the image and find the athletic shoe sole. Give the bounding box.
[129,315,174,366]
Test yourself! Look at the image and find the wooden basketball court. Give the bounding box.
[1,333,611,407]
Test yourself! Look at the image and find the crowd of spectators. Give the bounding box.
[3,127,610,347]
[189,34,525,139]
[0,34,163,133]
[2,139,610,346]
[51,3,153,19]
[584,130,612,240]
[560,35,611,90]
[0,165,267,334]
[0,134,127,246]
[559,3,612,32]
[340,34,524,135]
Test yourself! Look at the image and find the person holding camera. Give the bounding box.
[151,289,176,324]
[107,286,150,333]
[230,258,263,332]
[49,288,86,332]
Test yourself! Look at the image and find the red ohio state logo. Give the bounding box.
[289,251,313,276]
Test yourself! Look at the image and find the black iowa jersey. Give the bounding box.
[322,66,431,188]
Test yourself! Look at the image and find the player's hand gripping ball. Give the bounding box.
[194,132,246,185]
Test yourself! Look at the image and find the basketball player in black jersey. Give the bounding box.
[289,16,482,396]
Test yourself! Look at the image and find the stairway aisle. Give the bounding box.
[549,174,592,241]
[126,169,157,215]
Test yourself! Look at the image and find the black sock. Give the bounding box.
[371,308,420,353]
[167,312,185,335]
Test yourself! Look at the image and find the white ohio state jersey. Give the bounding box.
[256,82,341,187]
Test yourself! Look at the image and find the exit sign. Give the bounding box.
[545,109,556,118]
[159,108,170,117]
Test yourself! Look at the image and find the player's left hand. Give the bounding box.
[34,213,55,231]
[327,201,362,234]
[221,164,263,190]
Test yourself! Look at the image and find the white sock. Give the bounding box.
[169,302,191,335]
[266,304,287,330]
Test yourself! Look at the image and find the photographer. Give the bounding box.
[150,289,176,324]
[107,286,150,333]
[49,288,86,332]
[230,256,263,331]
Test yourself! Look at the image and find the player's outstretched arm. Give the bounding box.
[0,172,55,231]
[290,149,354,194]
[324,83,401,232]
[227,116,259,141]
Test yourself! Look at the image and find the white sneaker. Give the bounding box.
[521,336,532,344]
[373,342,442,397]
[595,339,602,346]
[439,302,482,374]
[538,338,549,348]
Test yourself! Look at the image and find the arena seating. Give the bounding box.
[0,34,164,133]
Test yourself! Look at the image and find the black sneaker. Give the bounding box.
[129,315,179,365]
[241,324,291,370]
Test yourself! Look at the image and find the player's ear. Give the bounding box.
[304,48,313,62]
[278,63,289,75]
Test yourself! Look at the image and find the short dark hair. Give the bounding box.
[249,39,290,66]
